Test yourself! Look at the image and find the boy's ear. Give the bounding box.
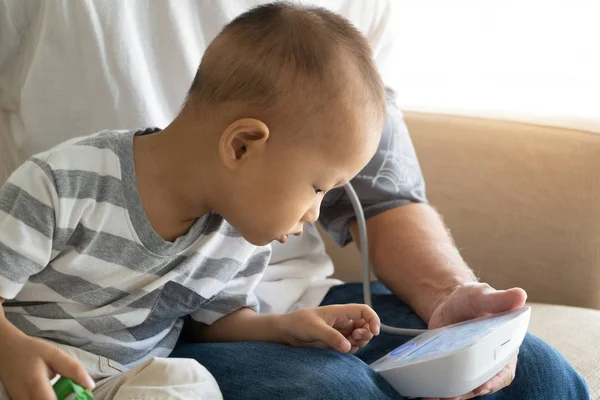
[218,118,270,169]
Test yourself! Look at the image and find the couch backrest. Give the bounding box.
[326,111,600,310]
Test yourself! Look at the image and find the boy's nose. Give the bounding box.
[301,204,321,224]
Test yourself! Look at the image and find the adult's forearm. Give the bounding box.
[350,203,477,324]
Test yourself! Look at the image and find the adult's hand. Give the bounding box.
[426,282,527,400]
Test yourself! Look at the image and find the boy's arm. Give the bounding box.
[189,307,283,343]
[186,244,269,327]
[191,304,380,354]
[0,154,58,351]
[0,296,96,398]
[185,246,380,351]
[0,157,59,300]
[0,159,97,397]
[186,246,285,342]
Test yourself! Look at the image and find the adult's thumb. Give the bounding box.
[474,286,527,315]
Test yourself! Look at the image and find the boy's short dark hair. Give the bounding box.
[186,1,385,121]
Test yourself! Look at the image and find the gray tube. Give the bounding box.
[343,182,425,336]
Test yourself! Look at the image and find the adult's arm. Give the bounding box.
[349,203,476,323]
[319,91,476,324]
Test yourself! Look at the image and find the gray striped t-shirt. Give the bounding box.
[0,129,271,367]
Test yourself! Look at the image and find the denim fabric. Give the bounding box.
[171,281,590,400]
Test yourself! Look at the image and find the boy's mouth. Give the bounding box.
[276,231,302,244]
[277,235,289,244]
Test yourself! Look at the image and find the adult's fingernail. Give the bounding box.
[478,389,490,396]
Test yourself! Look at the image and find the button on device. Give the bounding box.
[494,338,512,361]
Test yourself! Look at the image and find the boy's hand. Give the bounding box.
[0,325,95,400]
[278,304,380,353]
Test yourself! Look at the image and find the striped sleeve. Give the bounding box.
[0,157,58,299]
[190,247,271,325]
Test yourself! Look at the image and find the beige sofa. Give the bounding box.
[322,111,600,398]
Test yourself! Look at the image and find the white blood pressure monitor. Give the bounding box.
[344,183,531,398]
[370,307,530,398]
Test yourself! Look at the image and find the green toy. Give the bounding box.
[53,377,94,400]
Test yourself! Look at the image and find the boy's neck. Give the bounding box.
[132,123,212,242]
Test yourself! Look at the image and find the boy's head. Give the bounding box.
[177,2,386,246]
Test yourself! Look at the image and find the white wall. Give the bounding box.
[387,0,600,133]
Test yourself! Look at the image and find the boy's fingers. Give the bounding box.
[348,325,374,349]
[349,339,370,349]
[24,368,59,400]
[323,304,380,334]
[351,328,373,341]
[369,316,380,335]
[339,319,354,329]
[335,319,355,335]
[30,379,59,400]
[45,348,95,389]
[352,318,366,327]
[317,321,351,352]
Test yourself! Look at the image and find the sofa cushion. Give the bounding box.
[528,303,600,398]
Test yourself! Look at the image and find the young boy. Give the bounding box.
[0,2,386,399]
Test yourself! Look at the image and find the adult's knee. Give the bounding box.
[294,350,402,399]
[492,333,589,400]
[179,342,403,400]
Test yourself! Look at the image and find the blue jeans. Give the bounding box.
[170,282,590,399]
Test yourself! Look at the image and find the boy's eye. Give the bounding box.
[313,186,323,194]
